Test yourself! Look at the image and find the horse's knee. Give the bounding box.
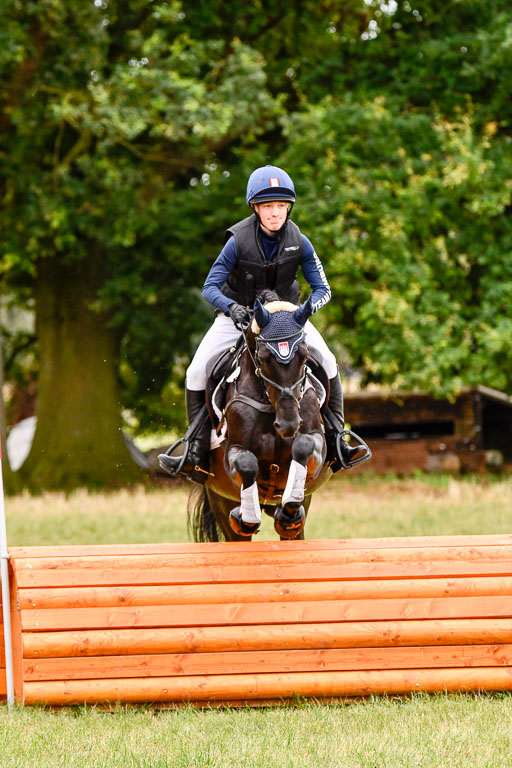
[291,434,315,465]
[233,450,259,487]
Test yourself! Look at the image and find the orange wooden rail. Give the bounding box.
[2,535,512,706]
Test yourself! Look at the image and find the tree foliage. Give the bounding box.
[282,0,512,396]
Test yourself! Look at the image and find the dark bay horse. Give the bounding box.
[189,291,332,542]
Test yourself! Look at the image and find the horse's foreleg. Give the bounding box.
[226,446,261,537]
[275,434,319,540]
[283,434,316,505]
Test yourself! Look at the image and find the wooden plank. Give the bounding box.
[22,666,512,705]
[18,575,512,611]
[9,562,24,704]
[22,618,512,658]
[13,560,512,589]
[22,644,512,682]
[20,595,512,632]
[14,545,512,574]
[10,534,512,558]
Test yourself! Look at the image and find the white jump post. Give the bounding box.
[0,440,14,709]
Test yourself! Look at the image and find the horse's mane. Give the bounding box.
[257,289,280,305]
[257,289,297,309]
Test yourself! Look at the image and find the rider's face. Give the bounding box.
[253,201,290,234]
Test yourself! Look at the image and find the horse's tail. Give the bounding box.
[187,485,220,542]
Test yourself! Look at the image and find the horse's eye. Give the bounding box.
[258,347,271,361]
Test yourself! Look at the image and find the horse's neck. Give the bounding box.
[238,349,264,399]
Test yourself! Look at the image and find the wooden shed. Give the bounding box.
[344,386,512,474]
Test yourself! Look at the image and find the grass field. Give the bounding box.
[5,472,512,546]
[2,473,512,767]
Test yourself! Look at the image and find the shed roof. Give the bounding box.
[345,385,512,408]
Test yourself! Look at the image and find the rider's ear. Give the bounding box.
[253,298,271,330]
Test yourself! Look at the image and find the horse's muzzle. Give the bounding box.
[274,416,303,440]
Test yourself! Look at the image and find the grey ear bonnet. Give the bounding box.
[259,311,305,363]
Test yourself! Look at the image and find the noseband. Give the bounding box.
[250,328,308,409]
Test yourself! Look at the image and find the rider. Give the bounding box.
[162,165,365,478]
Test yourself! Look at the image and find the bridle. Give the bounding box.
[244,326,308,410]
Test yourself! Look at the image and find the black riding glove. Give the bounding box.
[228,302,251,331]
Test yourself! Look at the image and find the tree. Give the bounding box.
[0,1,284,490]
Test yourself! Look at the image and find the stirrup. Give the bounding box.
[336,430,372,469]
[158,438,212,484]
[158,437,188,476]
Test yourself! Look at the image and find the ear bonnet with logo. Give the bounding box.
[253,298,307,363]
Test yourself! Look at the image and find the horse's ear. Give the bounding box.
[292,297,313,327]
[253,298,271,329]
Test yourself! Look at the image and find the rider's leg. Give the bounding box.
[161,315,241,478]
[303,322,366,467]
[184,388,210,472]
[327,372,367,466]
[159,387,210,477]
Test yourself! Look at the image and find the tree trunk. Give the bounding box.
[19,254,143,491]
[0,328,21,494]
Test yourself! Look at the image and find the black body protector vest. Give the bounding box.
[221,214,302,307]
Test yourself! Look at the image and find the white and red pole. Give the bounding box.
[0,439,14,709]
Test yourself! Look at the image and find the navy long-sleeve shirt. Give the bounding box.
[202,227,331,314]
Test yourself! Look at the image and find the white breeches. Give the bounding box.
[186,314,338,391]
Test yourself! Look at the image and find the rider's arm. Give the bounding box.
[201,236,238,313]
[300,235,331,313]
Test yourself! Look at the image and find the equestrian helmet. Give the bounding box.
[246,165,296,205]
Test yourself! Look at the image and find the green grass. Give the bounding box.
[2,694,512,767]
[2,474,512,767]
[5,473,512,546]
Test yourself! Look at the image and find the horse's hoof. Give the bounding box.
[229,507,260,537]
[274,504,306,539]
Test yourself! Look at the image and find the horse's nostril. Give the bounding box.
[274,421,300,439]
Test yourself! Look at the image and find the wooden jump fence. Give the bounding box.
[2,535,512,706]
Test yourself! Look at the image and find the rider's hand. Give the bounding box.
[228,302,251,331]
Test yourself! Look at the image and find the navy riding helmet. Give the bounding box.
[246,165,296,205]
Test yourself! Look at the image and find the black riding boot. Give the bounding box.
[159,389,211,481]
[326,373,367,470]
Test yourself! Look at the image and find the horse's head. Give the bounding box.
[251,296,309,439]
